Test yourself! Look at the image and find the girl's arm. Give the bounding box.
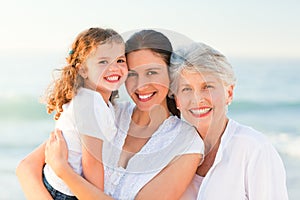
[136,153,201,200]
[15,142,53,200]
[81,135,104,190]
[45,130,113,200]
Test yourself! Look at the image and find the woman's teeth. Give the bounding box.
[190,108,211,115]
[138,93,154,100]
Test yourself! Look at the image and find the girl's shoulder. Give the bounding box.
[114,100,135,117]
[75,87,104,102]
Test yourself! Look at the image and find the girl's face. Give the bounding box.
[125,49,170,111]
[81,42,127,95]
[175,70,233,137]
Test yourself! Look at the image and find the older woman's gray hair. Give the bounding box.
[169,42,236,96]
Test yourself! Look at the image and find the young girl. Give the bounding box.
[42,27,127,199]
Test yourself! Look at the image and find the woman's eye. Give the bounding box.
[127,72,137,77]
[146,71,157,75]
[182,87,192,92]
[204,85,213,89]
[117,59,126,63]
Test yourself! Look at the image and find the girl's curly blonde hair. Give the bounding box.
[44,27,124,120]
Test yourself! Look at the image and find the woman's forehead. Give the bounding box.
[127,49,167,69]
[179,70,220,83]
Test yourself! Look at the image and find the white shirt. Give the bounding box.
[195,119,288,200]
[44,88,116,195]
[103,102,204,200]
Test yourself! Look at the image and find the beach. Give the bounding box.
[1,54,300,199]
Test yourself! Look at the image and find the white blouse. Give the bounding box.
[103,102,204,200]
[196,119,288,200]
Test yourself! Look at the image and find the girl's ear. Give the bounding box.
[77,64,88,79]
[226,84,234,105]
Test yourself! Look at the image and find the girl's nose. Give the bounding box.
[108,63,118,72]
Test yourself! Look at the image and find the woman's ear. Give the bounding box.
[226,84,234,105]
[174,95,181,110]
[77,64,88,79]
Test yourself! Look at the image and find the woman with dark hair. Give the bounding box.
[17,30,204,200]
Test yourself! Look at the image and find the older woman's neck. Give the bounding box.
[198,116,229,154]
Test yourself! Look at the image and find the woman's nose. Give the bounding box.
[192,90,207,104]
[136,76,150,91]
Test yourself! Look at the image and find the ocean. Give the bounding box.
[1,52,299,199]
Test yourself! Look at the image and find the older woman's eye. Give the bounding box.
[204,85,214,89]
[182,87,192,92]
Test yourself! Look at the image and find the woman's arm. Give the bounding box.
[246,142,288,200]
[45,130,113,200]
[81,135,104,190]
[47,130,201,200]
[15,142,53,200]
[136,153,202,200]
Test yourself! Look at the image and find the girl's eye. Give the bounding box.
[117,59,126,63]
[99,60,108,64]
[146,71,157,75]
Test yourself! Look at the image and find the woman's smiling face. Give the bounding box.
[125,49,170,111]
[175,70,233,137]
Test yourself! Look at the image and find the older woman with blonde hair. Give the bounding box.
[169,42,288,200]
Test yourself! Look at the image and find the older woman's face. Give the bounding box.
[125,49,170,111]
[175,70,233,136]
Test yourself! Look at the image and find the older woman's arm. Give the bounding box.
[16,142,52,200]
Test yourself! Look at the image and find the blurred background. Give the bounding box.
[1,0,299,199]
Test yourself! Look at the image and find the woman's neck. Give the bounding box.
[196,116,229,176]
[198,116,228,151]
[130,104,170,137]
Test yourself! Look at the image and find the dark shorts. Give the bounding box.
[43,171,78,200]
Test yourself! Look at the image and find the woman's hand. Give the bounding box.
[45,129,69,178]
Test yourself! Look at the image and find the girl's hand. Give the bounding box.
[45,129,69,177]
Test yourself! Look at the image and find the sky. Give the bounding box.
[1,0,300,59]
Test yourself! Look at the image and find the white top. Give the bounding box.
[180,174,204,200]
[103,102,204,200]
[44,88,116,195]
[195,119,288,200]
